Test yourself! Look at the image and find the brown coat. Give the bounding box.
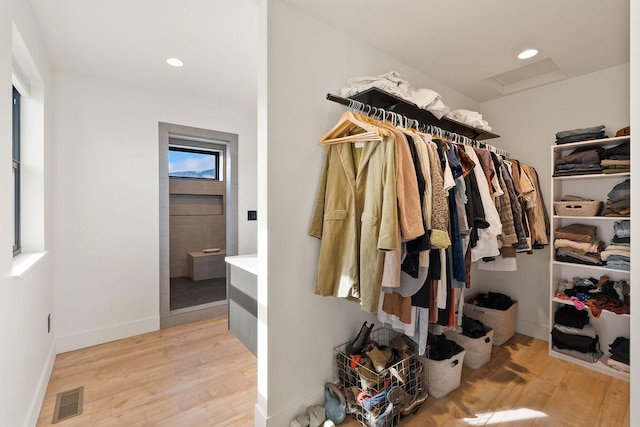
[309,135,400,313]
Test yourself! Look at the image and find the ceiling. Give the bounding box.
[28,0,630,106]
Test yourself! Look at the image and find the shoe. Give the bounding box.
[307,405,325,427]
[346,322,374,355]
[290,414,310,427]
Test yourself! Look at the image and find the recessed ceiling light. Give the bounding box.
[166,58,184,67]
[517,49,538,60]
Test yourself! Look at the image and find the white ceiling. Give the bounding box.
[28,0,259,107]
[28,0,630,105]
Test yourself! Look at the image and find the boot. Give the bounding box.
[346,322,374,355]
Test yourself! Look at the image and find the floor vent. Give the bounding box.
[52,386,84,423]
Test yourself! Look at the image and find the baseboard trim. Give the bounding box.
[24,339,56,427]
[516,319,549,342]
[56,316,159,354]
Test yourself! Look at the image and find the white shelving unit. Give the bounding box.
[550,135,630,381]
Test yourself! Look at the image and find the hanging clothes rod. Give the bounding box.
[325,93,509,157]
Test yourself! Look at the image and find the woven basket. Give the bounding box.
[553,200,602,216]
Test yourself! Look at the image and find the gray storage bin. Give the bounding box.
[444,328,493,369]
[427,349,465,398]
[463,296,518,346]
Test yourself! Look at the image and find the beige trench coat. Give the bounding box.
[309,135,400,313]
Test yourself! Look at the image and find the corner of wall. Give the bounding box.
[23,340,56,427]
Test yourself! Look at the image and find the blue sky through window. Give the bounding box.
[169,149,217,179]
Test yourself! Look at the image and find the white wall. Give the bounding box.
[0,1,56,426]
[257,1,481,425]
[478,64,630,340]
[53,72,257,352]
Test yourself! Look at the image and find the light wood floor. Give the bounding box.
[37,319,629,427]
[37,316,256,426]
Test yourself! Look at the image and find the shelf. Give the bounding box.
[552,260,630,273]
[552,171,630,180]
[552,297,630,318]
[550,134,630,382]
[552,135,630,151]
[553,215,630,220]
[348,87,500,141]
[549,349,629,382]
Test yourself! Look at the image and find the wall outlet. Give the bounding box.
[247,210,257,221]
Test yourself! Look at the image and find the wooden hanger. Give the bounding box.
[317,111,383,145]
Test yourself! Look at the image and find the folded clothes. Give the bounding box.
[605,198,630,212]
[609,337,630,363]
[555,163,602,171]
[612,236,630,244]
[600,248,631,261]
[606,261,630,271]
[606,356,630,372]
[553,322,598,339]
[553,345,602,363]
[614,220,630,238]
[552,327,600,354]
[555,238,602,254]
[607,179,630,203]
[555,149,602,166]
[601,141,630,159]
[606,154,630,160]
[556,133,606,144]
[602,168,630,174]
[554,167,604,177]
[602,207,630,217]
[555,305,590,329]
[556,248,603,266]
[601,159,630,167]
[556,125,606,138]
[554,223,599,243]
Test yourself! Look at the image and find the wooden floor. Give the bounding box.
[37,320,629,427]
[37,316,256,426]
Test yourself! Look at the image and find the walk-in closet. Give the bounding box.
[2,2,635,427]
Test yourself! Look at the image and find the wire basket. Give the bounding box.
[333,328,428,427]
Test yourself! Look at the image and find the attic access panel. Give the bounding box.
[349,87,500,141]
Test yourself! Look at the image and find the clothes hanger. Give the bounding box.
[317,101,383,145]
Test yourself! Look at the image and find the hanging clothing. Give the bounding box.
[464,145,502,261]
[311,98,543,333]
[309,135,399,313]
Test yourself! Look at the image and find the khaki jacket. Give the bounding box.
[309,135,400,312]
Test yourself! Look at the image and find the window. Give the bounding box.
[12,86,20,256]
[168,146,220,180]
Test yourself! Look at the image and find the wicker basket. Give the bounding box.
[553,200,602,216]
[463,296,518,346]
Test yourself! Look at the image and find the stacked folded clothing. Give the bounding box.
[602,179,630,217]
[551,305,602,363]
[555,125,606,144]
[553,146,603,176]
[606,337,630,373]
[600,220,630,270]
[554,223,604,266]
[600,141,630,174]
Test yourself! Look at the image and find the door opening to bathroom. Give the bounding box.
[159,123,238,328]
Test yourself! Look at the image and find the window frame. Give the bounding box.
[12,86,21,256]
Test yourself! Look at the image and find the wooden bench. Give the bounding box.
[187,250,226,281]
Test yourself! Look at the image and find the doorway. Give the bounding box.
[159,122,238,329]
